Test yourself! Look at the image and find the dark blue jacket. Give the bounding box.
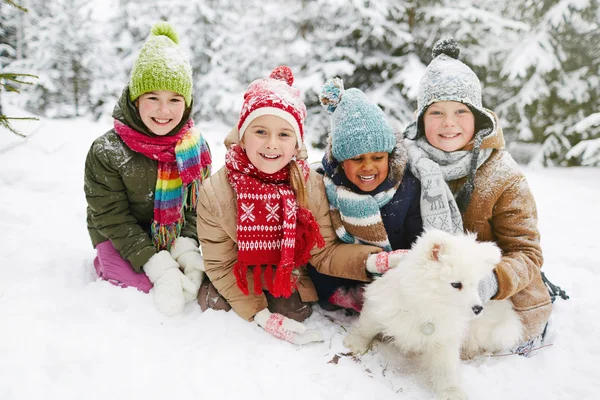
[379,168,422,250]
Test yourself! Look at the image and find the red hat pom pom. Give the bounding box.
[270,65,294,86]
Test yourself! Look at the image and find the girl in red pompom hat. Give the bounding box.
[196,66,383,345]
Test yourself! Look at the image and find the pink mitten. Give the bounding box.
[366,249,409,275]
[254,309,323,345]
[328,286,365,313]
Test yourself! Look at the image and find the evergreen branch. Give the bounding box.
[0,73,38,86]
[1,84,21,94]
[0,73,37,94]
[3,0,28,13]
[0,115,38,137]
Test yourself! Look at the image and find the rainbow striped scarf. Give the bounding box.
[114,119,212,250]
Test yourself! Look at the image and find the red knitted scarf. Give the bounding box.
[225,144,324,298]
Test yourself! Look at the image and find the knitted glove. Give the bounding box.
[328,285,365,313]
[254,309,324,345]
[170,237,205,303]
[143,250,197,316]
[478,271,499,303]
[365,249,409,275]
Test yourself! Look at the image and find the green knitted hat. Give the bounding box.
[129,22,193,106]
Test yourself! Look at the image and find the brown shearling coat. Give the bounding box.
[451,116,552,341]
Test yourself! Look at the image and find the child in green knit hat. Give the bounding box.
[84,21,212,317]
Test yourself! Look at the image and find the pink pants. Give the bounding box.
[94,241,153,293]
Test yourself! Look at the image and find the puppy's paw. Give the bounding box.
[460,347,478,360]
[343,332,371,355]
[437,386,467,400]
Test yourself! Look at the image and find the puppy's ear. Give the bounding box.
[430,243,442,262]
[418,229,449,262]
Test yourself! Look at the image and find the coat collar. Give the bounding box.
[323,131,408,193]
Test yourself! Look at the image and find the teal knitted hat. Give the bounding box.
[319,78,396,161]
[129,22,193,106]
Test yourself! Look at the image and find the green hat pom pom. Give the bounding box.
[319,78,344,114]
[151,21,180,45]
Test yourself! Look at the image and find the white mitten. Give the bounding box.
[170,237,206,303]
[365,249,409,275]
[144,250,197,316]
[254,309,324,345]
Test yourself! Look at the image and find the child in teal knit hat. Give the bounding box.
[84,22,212,317]
[309,78,423,312]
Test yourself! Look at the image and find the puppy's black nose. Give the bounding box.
[472,305,483,315]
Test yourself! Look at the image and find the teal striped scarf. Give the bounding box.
[323,176,397,251]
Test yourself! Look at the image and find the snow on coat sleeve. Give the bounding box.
[491,175,544,300]
[84,137,156,271]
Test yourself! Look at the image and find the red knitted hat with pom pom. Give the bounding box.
[238,66,307,143]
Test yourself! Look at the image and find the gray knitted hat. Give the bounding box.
[405,38,495,140]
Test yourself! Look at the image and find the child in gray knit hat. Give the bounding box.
[404,38,552,356]
[307,78,423,313]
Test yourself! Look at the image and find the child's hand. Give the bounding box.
[366,249,409,275]
[478,271,499,303]
[254,309,323,345]
[170,237,205,303]
[181,268,204,302]
[143,250,196,316]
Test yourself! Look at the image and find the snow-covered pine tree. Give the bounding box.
[186,0,303,127]
[7,0,99,117]
[563,113,600,166]
[0,1,18,117]
[496,0,600,166]
[0,0,38,136]
[175,0,224,124]
[88,0,177,120]
[406,0,528,131]
[296,0,415,147]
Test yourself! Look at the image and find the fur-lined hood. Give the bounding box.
[322,130,409,189]
[404,108,506,152]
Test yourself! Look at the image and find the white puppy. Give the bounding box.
[344,229,523,400]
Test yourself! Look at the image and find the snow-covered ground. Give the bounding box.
[1,108,599,399]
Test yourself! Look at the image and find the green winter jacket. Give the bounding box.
[84,88,209,271]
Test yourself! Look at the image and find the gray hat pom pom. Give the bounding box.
[319,78,344,114]
[432,38,460,59]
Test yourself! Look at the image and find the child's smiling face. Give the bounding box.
[240,115,298,174]
[341,152,389,192]
[423,101,475,152]
[137,90,186,136]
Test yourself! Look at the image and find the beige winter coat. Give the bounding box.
[196,130,381,321]
[450,116,552,341]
